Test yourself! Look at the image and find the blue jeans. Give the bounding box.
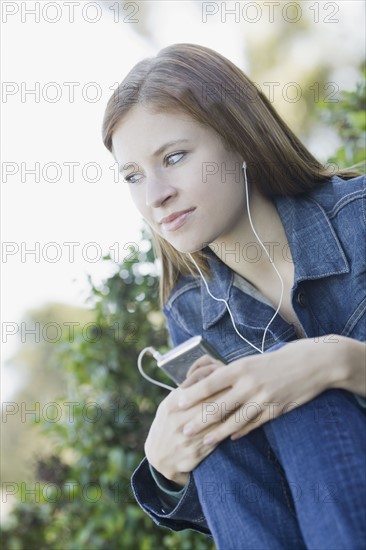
[192,389,366,550]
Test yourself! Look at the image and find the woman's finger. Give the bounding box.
[186,354,223,378]
[178,366,232,408]
[180,364,218,388]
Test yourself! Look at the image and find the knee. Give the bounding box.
[270,388,359,427]
[262,387,366,449]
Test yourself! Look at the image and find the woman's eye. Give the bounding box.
[164,151,186,166]
[124,152,186,183]
[124,173,142,184]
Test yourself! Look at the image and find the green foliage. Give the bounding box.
[317,71,366,170]
[2,79,365,548]
[1,303,94,485]
[1,229,215,550]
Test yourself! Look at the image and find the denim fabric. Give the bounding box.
[193,388,366,549]
[131,175,366,546]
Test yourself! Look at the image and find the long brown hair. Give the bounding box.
[102,43,360,307]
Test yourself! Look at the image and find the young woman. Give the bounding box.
[102,43,366,549]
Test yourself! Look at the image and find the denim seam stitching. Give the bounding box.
[327,189,363,219]
[164,281,200,309]
[168,309,194,338]
[340,295,366,336]
[162,478,206,521]
[362,179,366,226]
[303,196,350,272]
[221,329,295,362]
[267,445,297,518]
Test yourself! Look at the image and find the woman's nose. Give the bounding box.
[145,175,177,208]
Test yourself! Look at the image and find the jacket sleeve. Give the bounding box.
[131,457,212,536]
[130,304,212,536]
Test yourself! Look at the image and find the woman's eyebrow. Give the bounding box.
[152,139,191,158]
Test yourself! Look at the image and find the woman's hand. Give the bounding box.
[144,356,228,487]
[177,336,352,445]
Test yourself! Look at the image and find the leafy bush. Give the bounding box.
[318,71,365,169]
[1,231,215,550]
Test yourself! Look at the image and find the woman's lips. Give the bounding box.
[161,209,196,231]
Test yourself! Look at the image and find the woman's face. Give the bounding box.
[111,104,246,253]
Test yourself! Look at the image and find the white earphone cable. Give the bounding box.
[137,346,176,391]
[188,161,284,354]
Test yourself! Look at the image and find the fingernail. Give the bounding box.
[183,424,193,435]
[203,434,216,445]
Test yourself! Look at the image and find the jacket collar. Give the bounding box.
[201,192,350,329]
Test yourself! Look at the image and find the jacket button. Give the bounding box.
[296,290,307,306]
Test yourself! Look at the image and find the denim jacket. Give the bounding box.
[131,174,366,536]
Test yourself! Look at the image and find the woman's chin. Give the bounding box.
[167,239,206,255]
